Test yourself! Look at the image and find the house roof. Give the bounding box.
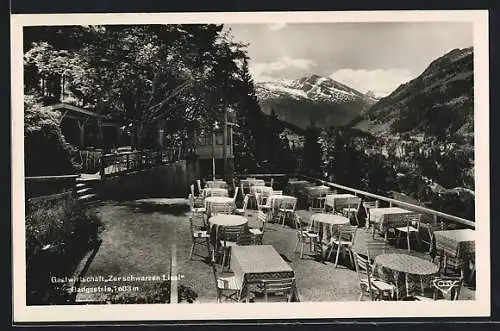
[47,103,119,126]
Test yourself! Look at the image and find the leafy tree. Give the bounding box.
[302,120,322,177]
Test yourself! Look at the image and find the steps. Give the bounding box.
[76,177,100,203]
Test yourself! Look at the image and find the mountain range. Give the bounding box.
[255,47,474,139]
[356,47,474,137]
[255,75,377,130]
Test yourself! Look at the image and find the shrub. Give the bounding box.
[25,196,103,305]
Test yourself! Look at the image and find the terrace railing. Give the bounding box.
[99,147,188,179]
[296,174,475,230]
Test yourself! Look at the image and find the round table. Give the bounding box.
[203,188,229,197]
[310,213,350,244]
[374,253,439,298]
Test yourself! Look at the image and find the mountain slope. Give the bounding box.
[357,47,474,137]
[255,74,376,129]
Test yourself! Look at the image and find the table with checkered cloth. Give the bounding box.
[231,245,295,288]
[250,185,274,197]
[310,213,350,244]
[209,214,248,246]
[374,253,440,298]
[304,185,331,197]
[202,187,229,197]
[434,229,475,259]
[205,180,228,189]
[369,207,415,233]
[265,195,297,216]
[324,194,361,211]
[240,179,265,187]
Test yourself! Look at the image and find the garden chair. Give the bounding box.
[209,202,233,216]
[216,272,249,303]
[188,217,210,260]
[353,252,395,301]
[418,221,438,261]
[293,213,319,259]
[269,177,274,189]
[232,187,239,201]
[188,194,206,225]
[196,179,203,195]
[235,194,250,217]
[220,225,244,271]
[363,200,379,232]
[261,278,296,302]
[249,210,267,245]
[395,214,421,251]
[328,224,358,268]
[278,197,297,227]
[255,193,272,213]
[190,185,205,208]
[342,199,365,227]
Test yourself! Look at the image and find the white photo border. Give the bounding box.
[11,10,490,322]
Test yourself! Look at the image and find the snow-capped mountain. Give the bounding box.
[255,74,376,129]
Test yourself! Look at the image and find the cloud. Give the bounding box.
[268,23,287,31]
[330,68,415,97]
[250,56,316,82]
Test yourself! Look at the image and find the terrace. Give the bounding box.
[74,175,476,304]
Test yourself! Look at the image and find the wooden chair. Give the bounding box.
[255,193,272,213]
[418,221,438,260]
[190,185,205,208]
[249,210,267,245]
[210,202,233,216]
[235,194,250,217]
[188,217,210,260]
[188,194,206,225]
[220,226,244,271]
[196,179,203,195]
[232,186,239,201]
[342,200,364,227]
[363,200,379,232]
[293,213,319,259]
[353,252,395,301]
[328,224,358,268]
[216,272,248,303]
[278,197,297,227]
[261,278,296,302]
[395,214,421,252]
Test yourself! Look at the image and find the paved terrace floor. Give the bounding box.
[76,198,475,304]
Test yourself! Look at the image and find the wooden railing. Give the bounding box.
[99,148,187,178]
[296,174,475,230]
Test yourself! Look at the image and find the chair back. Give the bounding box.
[188,216,205,239]
[221,225,244,245]
[233,186,239,200]
[432,275,463,300]
[353,252,375,300]
[241,194,250,211]
[418,222,436,256]
[337,225,357,245]
[280,197,297,212]
[261,278,296,302]
[209,189,227,197]
[210,203,232,215]
[272,190,283,195]
[190,184,196,197]
[257,210,268,231]
[363,200,378,216]
[237,232,254,246]
[196,179,202,194]
[270,178,274,189]
[240,183,246,197]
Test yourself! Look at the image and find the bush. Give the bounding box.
[25,196,103,305]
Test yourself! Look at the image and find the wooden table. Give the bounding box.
[374,253,439,298]
[205,180,228,189]
[230,245,296,301]
[324,194,361,211]
[310,213,350,244]
[369,207,415,240]
[202,188,229,197]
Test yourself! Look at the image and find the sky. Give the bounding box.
[224,22,473,97]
